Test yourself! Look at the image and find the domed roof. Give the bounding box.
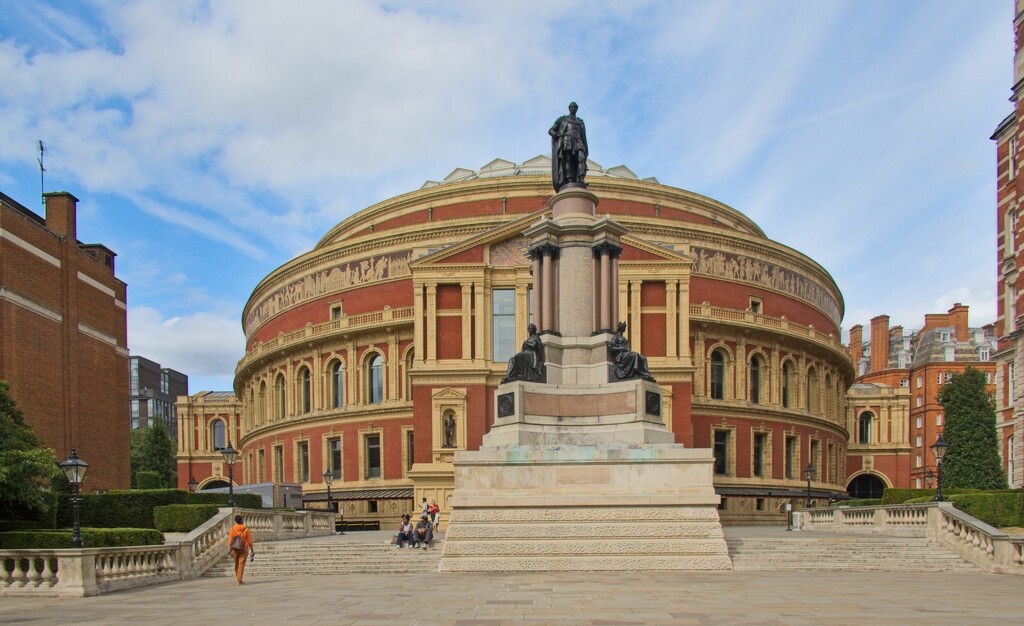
[419,156,659,189]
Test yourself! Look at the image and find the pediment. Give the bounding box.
[621,235,693,263]
[410,209,549,268]
[431,387,467,401]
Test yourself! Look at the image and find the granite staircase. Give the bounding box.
[205,535,443,577]
[726,535,978,572]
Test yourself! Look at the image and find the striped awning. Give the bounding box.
[303,487,414,502]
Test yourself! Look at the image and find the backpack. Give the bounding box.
[230,534,245,551]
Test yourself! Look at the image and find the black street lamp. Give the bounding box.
[59,449,89,549]
[930,434,949,502]
[322,469,335,533]
[221,442,239,507]
[188,476,199,493]
[924,469,935,489]
[803,463,815,508]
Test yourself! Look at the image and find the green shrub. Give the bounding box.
[837,498,882,507]
[881,487,981,505]
[153,504,219,532]
[0,528,164,549]
[0,520,49,532]
[135,470,162,490]
[948,492,1024,528]
[55,490,263,529]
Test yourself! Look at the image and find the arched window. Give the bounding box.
[275,374,286,418]
[298,366,311,413]
[330,361,345,409]
[858,412,873,444]
[806,367,818,413]
[211,419,226,451]
[404,350,414,400]
[782,361,792,408]
[824,373,833,418]
[248,389,255,429]
[710,349,725,400]
[368,354,384,404]
[258,381,267,424]
[749,355,762,404]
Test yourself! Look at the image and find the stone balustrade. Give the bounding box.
[0,507,335,597]
[689,302,849,358]
[802,502,1023,575]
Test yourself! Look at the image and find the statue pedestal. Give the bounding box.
[438,444,731,572]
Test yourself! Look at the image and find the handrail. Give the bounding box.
[801,502,1023,575]
[0,508,335,596]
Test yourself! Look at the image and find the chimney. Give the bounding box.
[43,192,79,241]
[870,315,890,373]
[948,303,969,342]
[849,324,864,367]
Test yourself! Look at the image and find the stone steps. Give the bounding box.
[726,537,978,572]
[204,538,443,577]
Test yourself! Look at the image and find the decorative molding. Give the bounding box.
[0,229,60,267]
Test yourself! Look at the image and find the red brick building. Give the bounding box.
[846,305,996,497]
[990,0,1024,490]
[180,158,853,525]
[0,191,130,491]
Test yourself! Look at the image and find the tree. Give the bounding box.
[0,380,60,519]
[936,367,1006,490]
[130,424,177,489]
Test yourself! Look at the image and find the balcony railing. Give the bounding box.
[690,302,849,357]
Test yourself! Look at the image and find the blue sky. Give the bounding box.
[0,1,1011,392]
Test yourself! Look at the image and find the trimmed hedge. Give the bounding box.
[881,488,981,505]
[0,520,49,532]
[836,498,882,507]
[135,470,163,490]
[0,528,164,549]
[55,490,263,529]
[153,504,219,532]
[948,491,1024,528]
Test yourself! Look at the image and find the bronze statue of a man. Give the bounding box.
[549,102,588,192]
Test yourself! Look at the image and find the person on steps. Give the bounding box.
[227,514,255,585]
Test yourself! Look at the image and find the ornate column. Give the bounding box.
[413,282,425,362]
[666,280,678,358]
[474,281,486,363]
[426,284,438,363]
[629,279,642,351]
[388,333,399,400]
[530,252,543,327]
[537,244,559,334]
[611,249,620,327]
[461,283,473,361]
[598,244,612,332]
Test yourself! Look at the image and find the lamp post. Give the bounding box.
[322,469,335,534]
[930,434,949,502]
[924,469,935,489]
[803,463,815,508]
[221,442,239,507]
[59,449,89,548]
[188,476,199,493]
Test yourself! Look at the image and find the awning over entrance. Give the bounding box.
[302,487,414,502]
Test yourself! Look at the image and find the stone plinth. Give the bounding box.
[438,445,731,572]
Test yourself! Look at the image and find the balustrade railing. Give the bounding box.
[0,507,335,597]
[800,502,1023,575]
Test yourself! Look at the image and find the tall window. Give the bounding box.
[785,435,797,479]
[492,289,516,362]
[331,361,345,408]
[299,367,311,413]
[406,430,415,472]
[275,374,286,418]
[297,441,309,482]
[753,432,767,477]
[713,430,730,475]
[329,437,342,479]
[258,381,266,424]
[710,349,725,400]
[273,445,283,483]
[806,367,818,413]
[749,355,761,404]
[211,420,226,451]
[810,439,820,475]
[368,355,384,404]
[782,362,792,408]
[366,434,381,478]
[258,449,265,483]
[858,412,872,444]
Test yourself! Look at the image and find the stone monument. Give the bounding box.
[438,104,731,572]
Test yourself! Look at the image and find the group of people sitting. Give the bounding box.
[395,513,434,549]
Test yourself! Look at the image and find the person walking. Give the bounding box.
[227,514,255,585]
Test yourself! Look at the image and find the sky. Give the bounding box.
[0,0,1012,392]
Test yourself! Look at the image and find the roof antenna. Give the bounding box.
[37,140,45,208]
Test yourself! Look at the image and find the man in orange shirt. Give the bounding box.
[227,514,255,584]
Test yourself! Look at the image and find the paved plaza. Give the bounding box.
[1,554,1021,625]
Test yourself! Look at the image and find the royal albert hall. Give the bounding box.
[195,156,852,525]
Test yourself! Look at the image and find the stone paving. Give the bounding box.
[1,528,1021,625]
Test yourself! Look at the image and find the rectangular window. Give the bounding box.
[713,430,730,476]
[940,331,950,342]
[916,454,922,468]
[273,446,284,483]
[406,430,415,472]
[916,434,922,447]
[937,372,943,385]
[366,434,381,479]
[492,289,516,363]
[936,413,943,426]
[368,500,378,513]
[916,376,922,388]
[258,449,265,483]
[916,416,922,428]
[756,498,765,511]
[753,432,767,477]
[749,297,762,314]
[329,438,342,479]
[331,305,342,320]
[297,442,309,482]
[944,372,953,383]
[899,378,909,388]
[785,436,798,479]
[980,347,990,361]
[810,439,820,476]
